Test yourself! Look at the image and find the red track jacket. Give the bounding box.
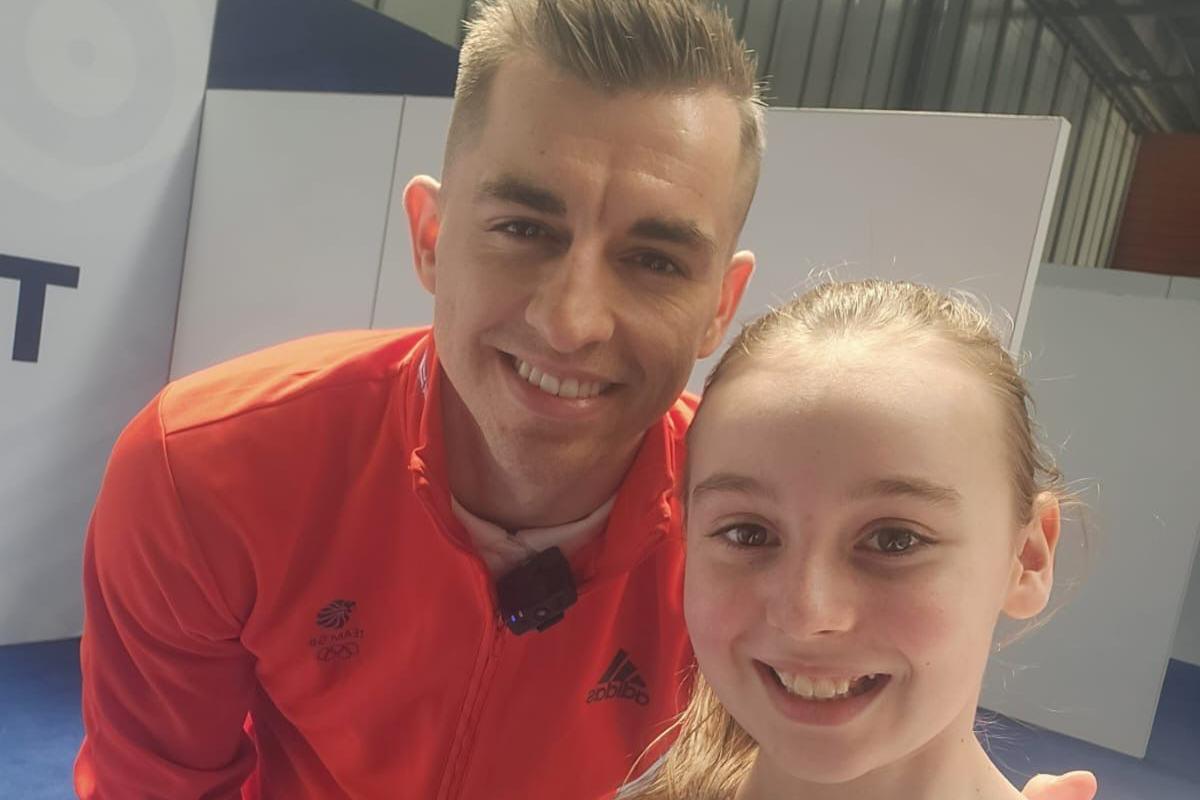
[75,329,696,799]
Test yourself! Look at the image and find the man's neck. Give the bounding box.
[440,384,643,531]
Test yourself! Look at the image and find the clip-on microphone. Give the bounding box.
[496,546,577,634]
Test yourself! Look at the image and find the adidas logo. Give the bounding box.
[586,649,651,706]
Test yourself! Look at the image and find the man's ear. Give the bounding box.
[403,176,442,295]
[698,250,755,358]
[1003,492,1062,620]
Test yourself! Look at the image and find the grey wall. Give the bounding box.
[1161,267,1200,669]
[1177,544,1200,667]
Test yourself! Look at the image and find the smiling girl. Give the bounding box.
[622,279,1083,800]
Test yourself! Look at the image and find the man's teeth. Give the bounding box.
[514,358,608,399]
[772,669,879,701]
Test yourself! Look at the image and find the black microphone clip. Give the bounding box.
[496,546,577,635]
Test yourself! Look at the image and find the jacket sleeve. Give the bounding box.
[74,393,258,799]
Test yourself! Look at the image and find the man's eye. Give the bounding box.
[497,221,545,239]
[863,527,929,556]
[715,524,772,548]
[633,252,681,275]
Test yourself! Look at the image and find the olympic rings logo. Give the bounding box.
[317,642,360,662]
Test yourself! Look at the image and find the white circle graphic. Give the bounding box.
[27,0,139,120]
[4,0,172,166]
[0,0,210,197]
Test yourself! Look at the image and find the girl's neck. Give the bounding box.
[734,706,1023,800]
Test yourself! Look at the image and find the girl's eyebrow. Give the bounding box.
[690,472,777,503]
[690,473,960,508]
[852,477,962,507]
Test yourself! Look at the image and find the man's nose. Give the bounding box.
[525,244,617,353]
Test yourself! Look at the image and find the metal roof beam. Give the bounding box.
[1055,1,1200,19]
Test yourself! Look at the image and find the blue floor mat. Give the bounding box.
[0,638,83,800]
[1144,658,1200,784]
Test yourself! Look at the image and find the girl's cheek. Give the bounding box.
[684,560,759,651]
[881,595,956,655]
[870,577,988,662]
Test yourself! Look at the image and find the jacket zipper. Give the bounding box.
[440,613,506,800]
[419,497,508,800]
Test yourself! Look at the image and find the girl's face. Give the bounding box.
[683,339,1055,785]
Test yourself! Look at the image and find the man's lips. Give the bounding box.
[498,349,619,400]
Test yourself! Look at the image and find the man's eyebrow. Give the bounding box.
[690,472,777,503]
[477,175,567,216]
[852,477,963,507]
[630,216,718,257]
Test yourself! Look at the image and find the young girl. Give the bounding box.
[623,279,1083,800]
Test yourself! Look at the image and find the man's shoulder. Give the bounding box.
[674,390,700,415]
[158,327,430,436]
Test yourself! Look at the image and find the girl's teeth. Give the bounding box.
[775,669,878,701]
[539,372,560,394]
[518,360,532,379]
[559,378,580,399]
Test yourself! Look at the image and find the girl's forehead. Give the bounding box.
[701,343,984,420]
[689,347,1008,488]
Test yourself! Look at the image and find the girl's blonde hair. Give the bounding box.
[623,279,1069,799]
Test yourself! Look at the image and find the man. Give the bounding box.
[75,2,1096,798]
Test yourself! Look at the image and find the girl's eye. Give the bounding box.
[714,524,773,549]
[497,221,546,239]
[863,527,929,556]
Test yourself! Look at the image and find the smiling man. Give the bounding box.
[74,2,1095,799]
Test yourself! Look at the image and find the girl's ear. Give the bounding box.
[1003,492,1061,620]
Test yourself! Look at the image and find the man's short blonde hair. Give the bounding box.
[445,0,764,187]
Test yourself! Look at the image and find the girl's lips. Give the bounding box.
[755,659,891,726]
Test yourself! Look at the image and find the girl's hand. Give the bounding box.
[1021,771,1098,800]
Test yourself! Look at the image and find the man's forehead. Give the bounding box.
[455,56,752,238]
[473,170,722,258]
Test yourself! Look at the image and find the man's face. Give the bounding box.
[407,56,753,481]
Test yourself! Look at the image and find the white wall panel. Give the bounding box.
[169,90,404,379]
[0,0,218,646]
[724,108,1067,368]
[980,265,1200,757]
[373,95,447,329]
[1168,275,1200,302]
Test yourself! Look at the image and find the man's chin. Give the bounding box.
[489,428,610,470]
